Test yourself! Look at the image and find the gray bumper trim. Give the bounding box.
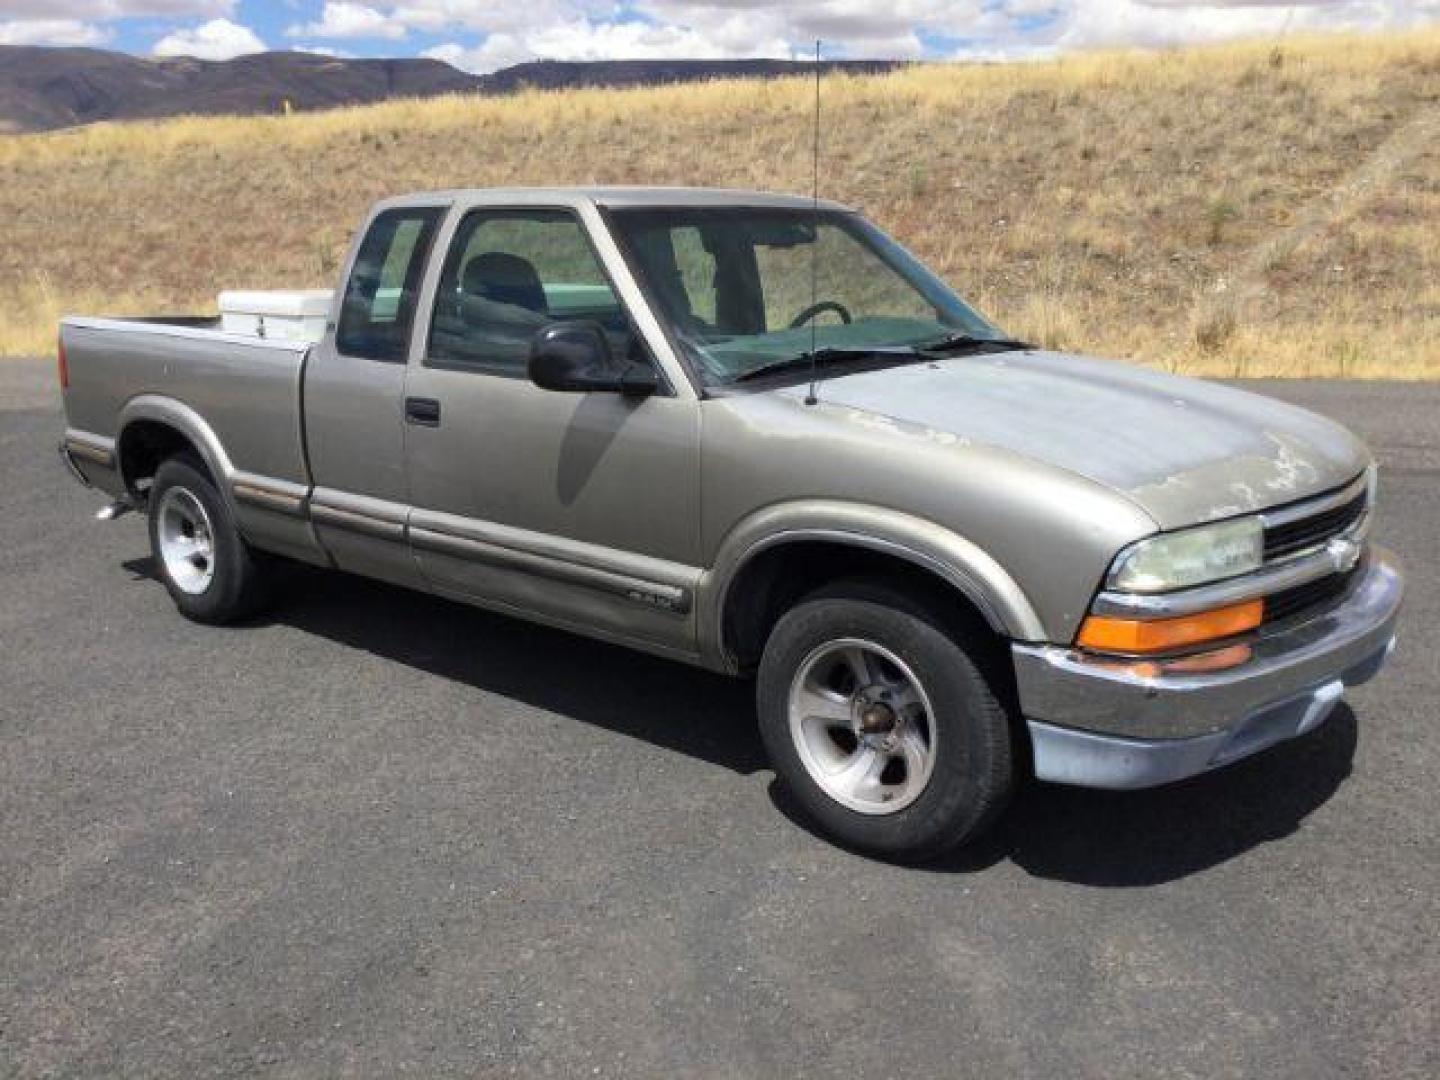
[1027,641,1390,789]
[1014,546,1403,790]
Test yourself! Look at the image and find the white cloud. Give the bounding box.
[264,1,1440,71]
[413,1,983,72]
[8,0,1436,68]
[329,0,592,40]
[1046,0,1440,51]
[0,19,110,46]
[1001,0,1062,15]
[421,39,513,72]
[2,2,232,16]
[392,0,1440,73]
[295,1,980,61]
[292,43,354,57]
[426,17,796,73]
[286,2,407,41]
[152,17,266,59]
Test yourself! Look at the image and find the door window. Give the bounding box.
[336,206,442,363]
[427,209,635,376]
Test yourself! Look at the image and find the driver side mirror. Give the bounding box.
[527,321,658,397]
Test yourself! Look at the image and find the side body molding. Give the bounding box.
[698,500,1046,669]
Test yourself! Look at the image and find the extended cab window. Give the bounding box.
[427,209,635,376]
[336,206,442,363]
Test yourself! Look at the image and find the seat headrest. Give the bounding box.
[461,252,547,315]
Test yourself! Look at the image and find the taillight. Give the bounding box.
[57,335,69,390]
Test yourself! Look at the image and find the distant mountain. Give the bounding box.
[0,47,480,132]
[0,46,906,133]
[480,57,903,94]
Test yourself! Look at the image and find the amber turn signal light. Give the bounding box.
[1077,599,1263,654]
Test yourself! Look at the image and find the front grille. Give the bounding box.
[1263,486,1367,560]
[1264,568,1355,624]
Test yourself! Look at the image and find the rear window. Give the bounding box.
[336,207,442,362]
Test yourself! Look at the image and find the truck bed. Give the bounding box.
[60,314,313,505]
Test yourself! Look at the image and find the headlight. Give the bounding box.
[1108,517,1263,593]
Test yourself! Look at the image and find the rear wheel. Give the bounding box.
[757,583,1015,861]
[147,453,269,624]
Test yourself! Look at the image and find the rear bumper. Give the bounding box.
[58,439,92,488]
[58,430,119,492]
[1012,547,1402,790]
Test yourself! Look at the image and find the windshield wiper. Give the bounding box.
[917,332,1031,354]
[729,344,922,384]
[728,335,1030,385]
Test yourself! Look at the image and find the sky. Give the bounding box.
[0,1,1436,72]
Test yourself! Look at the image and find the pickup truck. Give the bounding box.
[58,187,1403,860]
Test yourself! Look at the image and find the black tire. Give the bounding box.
[757,582,1015,862]
[146,452,269,625]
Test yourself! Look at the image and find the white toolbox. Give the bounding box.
[218,289,333,343]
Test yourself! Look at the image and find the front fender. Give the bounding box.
[697,500,1046,667]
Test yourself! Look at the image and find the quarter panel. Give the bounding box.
[63,320,309,484]
[65,325,330,564]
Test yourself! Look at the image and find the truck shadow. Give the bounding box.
[921,703,1358,885]
[770,704,1358,886]
[124,555,766,774]
[124,556,1360,887]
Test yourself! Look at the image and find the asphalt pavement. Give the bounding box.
[2,358,1436,1078]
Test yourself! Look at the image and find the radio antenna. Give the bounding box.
[804,39,822,407]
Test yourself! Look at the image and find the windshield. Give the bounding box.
[607,207,1007,386]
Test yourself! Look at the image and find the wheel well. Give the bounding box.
[722,540,1010,674]
[117,421,207,499]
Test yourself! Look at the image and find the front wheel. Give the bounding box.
[757,584,1015,862]
[147,452,270,625]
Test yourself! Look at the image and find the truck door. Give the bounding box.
[303,203,444,588]
[400,205,702,655]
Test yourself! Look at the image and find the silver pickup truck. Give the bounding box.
[58,187,1403,860]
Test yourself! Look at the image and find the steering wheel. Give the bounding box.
[788,300,852,329]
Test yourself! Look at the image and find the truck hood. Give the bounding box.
[779,350,1370,530]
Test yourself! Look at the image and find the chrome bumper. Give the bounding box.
[57,439,93,488]
[1013,547,1403,790]
[58,430,119,492]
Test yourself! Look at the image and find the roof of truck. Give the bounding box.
[379,186,853,212]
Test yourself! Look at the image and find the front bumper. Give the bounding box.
[1013,547,1403,790]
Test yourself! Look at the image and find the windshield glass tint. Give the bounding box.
[608,208,1004,385]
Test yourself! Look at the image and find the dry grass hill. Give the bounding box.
[1,29,1436,376]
